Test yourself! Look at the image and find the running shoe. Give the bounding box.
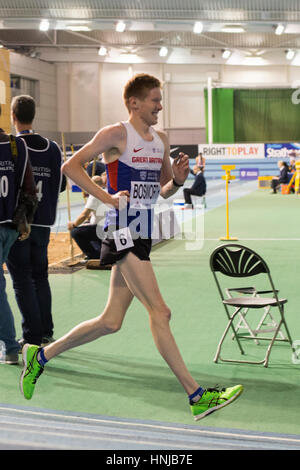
[20,344,44,400]
[190,384,243,420]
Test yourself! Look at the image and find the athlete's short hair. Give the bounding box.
[123,73,161,111]
[11,95,36,124]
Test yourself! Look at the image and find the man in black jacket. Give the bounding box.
[7,95,65,350]
[183,167,206,208]
[270,160,289,194]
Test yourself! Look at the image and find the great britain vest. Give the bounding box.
[105,121,164,239]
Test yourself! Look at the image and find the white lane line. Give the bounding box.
[0,406,300,445]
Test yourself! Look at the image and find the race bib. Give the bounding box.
[130,181,161,209]
[113,226,134,251]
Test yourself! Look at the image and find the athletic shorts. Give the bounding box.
[100,235,152,266]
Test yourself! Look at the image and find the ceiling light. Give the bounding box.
[221,25,245,33]
[275,24,285,35]
[98,46,107,56]
[193,22,203,34]
[159,46,168,57]
[222,49,231,59]
[116,21,126,32]
[286,49,295,60]
[39,19,49,31]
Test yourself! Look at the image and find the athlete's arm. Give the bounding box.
[62,124,129,208]
[158,131,189,199]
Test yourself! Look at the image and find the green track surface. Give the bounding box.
[2,189,300,434]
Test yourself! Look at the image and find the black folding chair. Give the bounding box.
[210,244,295,367]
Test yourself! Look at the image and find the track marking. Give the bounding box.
[1,406,300,446]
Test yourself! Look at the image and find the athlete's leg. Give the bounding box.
[42,264,134,361]
[117,252,200,396]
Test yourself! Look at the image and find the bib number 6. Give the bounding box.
[113,227,134,252]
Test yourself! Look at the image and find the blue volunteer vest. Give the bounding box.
[25,138,62,226]
[0,137,28,224]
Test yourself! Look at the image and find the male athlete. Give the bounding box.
[20,74,243,420]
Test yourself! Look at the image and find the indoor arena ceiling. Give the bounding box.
[1,0,300,61]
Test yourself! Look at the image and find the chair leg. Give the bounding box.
[263,320,284,367]
[214,307,245,363]
[281,316,295,352]
[263,305,293,367]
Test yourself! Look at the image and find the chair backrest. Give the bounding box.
[210,244,269,278]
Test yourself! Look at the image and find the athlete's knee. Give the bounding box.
[150,305,172,324]
[98,316,123,335]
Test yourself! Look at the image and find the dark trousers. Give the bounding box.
[183,188,205,206]
[6,226,53,344]
[271,178,287,193]
[71,224,101,259]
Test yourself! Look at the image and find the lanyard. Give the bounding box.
[17,130,34,136]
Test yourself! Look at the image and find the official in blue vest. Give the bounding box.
[0,103,37,364]
[7,95,65,349]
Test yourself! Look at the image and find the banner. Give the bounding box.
[239,168,259,180]
[198,143,265,159]
[264,143,300,158]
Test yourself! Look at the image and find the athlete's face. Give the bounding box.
[137,87,163,125]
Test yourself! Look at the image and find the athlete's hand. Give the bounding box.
[110,190,130,210]
[172,152,190,185]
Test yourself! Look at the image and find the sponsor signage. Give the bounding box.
[239,168,259,180]
[264,143,300,158]
[171,143,300,159]
[198,143,265,159]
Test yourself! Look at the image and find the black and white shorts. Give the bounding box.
[100,235,152,266]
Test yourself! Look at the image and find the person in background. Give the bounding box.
[81,156,106,199]
[68,173,107,264]
[192,152,205,175]
[86,156,106,177]
[289,156,296,173]
[7,95,65,350]
[0,103,37,364]
[270,160,289,194]
[183,166,206,209]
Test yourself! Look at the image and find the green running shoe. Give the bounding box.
[190,384,243,421]
[20,344,44,400]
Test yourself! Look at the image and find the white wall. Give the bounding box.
[99,63,130,127]
[221,65,290,85]
[8,51,300,144]
[70,62,100,132]
[10,52,57,134]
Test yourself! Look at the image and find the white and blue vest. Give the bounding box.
[105,121,164,239]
